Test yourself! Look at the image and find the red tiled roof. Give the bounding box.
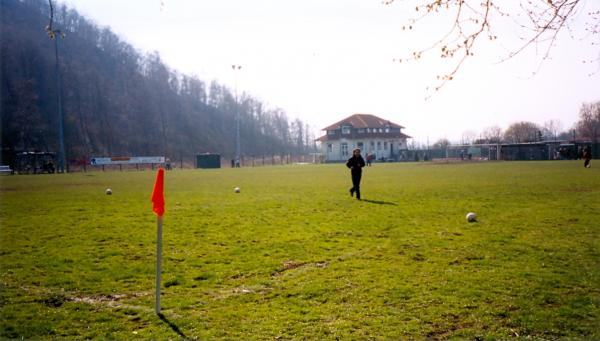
[322,113,405,130]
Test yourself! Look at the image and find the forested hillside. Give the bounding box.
[1,0,314,166]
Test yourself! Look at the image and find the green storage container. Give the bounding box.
[196,154,221,169]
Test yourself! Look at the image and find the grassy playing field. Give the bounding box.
[1,161,599,339]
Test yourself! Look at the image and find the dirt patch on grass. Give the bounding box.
[283,260,305,270]
[425,315,475,340]
[70,292,148,305]
[271,260,306,277]
[271,260,329,277]
[212,284,273,299]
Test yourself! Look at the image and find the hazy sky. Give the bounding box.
[61,0,599,143]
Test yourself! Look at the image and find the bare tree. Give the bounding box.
[481,125,503,143]
[387,0,600,91]
[432,137,450,149]
[542,119,564,141]
[504,121,542,143]
[461,130,477,145]
[576,101,600,142]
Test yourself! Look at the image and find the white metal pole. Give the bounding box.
[232,64,242,167]
[156,216,163,314]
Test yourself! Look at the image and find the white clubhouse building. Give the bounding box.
[317,113,411,162]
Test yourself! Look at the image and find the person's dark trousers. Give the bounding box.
[584,159,591,168]
[351,171,362,199]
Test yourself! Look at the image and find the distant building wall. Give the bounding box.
[321,138,407,161]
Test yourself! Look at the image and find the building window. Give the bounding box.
[366,128,370,133]
[327,144,333,153]
[357,142,363,150]
[328,130,335,135]
[379,128,383,133]
[370,141,375,151]
[341,142,349,156]
[385,128,390,133]
[384,142,388,150]
[377,141,382,150]
[342,126,351,135]
[358,129,365,133]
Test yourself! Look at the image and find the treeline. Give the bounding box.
[1,0,315,165]
[427,101,600,149]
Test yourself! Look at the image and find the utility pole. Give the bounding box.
[232,64,242,167]
[54,34,66,173]
[46,0,67,173]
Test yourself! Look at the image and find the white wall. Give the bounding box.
[323,138,408,161]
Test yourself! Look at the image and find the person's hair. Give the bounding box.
[353,148,361,154]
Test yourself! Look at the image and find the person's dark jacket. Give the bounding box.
[583,148,591,160]
[346,155,365,174]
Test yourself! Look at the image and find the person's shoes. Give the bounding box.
[349,188,355,197]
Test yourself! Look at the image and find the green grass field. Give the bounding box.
[1,161,599,340]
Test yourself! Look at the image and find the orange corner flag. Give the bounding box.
[151,168,165,217]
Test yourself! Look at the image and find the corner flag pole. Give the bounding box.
[151,168,165,314]
[156,216,163,314]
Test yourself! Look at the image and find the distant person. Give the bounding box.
[583,146,592,168]
[366,153,373,166]
[346,148,365,200]
[45,160,55,174]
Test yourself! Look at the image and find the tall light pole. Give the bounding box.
[54,31,67,173]
[46,1,67,173]
[232,64,242,167]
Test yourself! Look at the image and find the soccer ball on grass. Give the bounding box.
[466,212,477,222]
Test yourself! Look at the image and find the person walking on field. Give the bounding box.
[583,146,592,168]
[346,148,365,200]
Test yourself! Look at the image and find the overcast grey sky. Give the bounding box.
[61,0,599,143]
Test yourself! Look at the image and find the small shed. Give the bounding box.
[196,154,221,169]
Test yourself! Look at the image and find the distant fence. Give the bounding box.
[445,142,599,161]
[222,154,323,168]
[401,149,445,162]
[410,141,600,162]
[60,154,324,172]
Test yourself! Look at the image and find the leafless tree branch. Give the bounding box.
[386,0,597,93]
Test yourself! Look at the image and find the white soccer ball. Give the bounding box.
[105,188,112,195]
[234,187,240,193]
[466,212,477,222]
